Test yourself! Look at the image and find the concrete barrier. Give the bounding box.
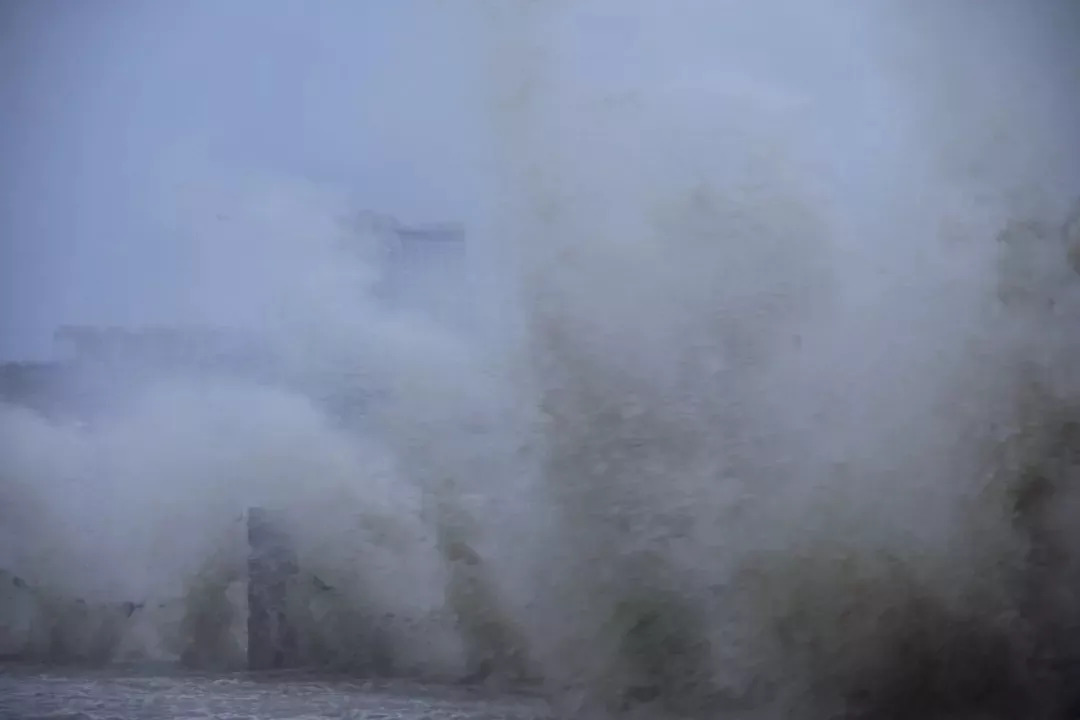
[0,569,149,664]
[246,507,299,670]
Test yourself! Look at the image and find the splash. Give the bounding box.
[3,2,1080,718]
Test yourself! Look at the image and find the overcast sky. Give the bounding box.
[0,0,491,359]
[2,0,1078,360]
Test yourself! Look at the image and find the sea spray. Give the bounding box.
[2,3,1080,718]
[475,3,1080,717]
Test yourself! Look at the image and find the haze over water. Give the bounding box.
[3,2,1080,717]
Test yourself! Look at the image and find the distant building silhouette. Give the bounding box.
[0,215,466,422]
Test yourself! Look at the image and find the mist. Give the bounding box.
[2,1,1080,717]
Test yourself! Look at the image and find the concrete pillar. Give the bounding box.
[246,507,299,670]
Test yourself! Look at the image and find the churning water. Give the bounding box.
[3,2,1080,718]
